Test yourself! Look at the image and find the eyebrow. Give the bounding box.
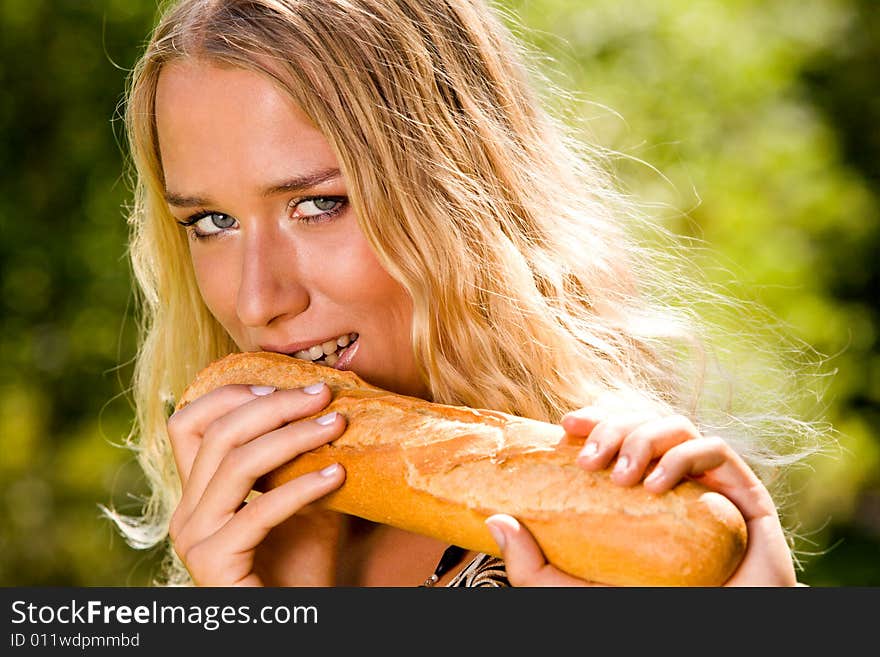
[163,167,342,207]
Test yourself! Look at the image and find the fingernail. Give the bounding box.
[485,520,506,550]
[314,411,337,426]
[645,465,664,484]
[303,382,325,395]
[250,385,276,396]
[580,441,599,459]
[613,454,629,475]
[319,463,339,477]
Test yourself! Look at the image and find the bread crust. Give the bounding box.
[176,351,748,586]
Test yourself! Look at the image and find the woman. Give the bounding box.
[109,0,827,586]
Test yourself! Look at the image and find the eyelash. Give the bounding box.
[176,196,348,240]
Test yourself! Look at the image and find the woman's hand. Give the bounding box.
[166,382,347,586]
[486,407,797,587]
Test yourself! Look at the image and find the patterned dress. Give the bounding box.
[447,553,510,587]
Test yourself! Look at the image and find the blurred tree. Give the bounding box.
[0,0,162,585]
[795,0,880,584]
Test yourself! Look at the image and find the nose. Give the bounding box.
[235,228,309,328]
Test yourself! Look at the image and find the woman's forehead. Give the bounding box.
[155,61,342,198]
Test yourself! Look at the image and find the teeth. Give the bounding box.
[293,333,357,364]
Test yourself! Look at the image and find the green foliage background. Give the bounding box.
[0,0,877,586]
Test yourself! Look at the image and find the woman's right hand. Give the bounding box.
[166,381,347,586]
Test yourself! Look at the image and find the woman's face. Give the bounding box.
[155,59,429,398]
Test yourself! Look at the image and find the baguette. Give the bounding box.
[176,351,748,586]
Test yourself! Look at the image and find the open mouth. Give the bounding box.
[291,332,358,369]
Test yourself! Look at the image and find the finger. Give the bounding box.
[574,412,658,471]
[184,462,346,586]
[182,411,346,543]
[168,383,278,487]
[171,383,331,530]
[642,436,776,522]
[640,438,797,587]
[611,414,701,486]
[485,514,604,587]
[174,383,331,530]
[560,406,607,436]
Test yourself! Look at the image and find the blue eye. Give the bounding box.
[175,196,346,239]
[177,212,238,237]
[291,196,347,223]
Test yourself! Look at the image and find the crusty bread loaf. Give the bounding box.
[176,351,748,586]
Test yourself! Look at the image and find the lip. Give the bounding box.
[259,333,353,355]
[333,337,359,370]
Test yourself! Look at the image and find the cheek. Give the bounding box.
[189,248,241,325]
[329,240,409,309]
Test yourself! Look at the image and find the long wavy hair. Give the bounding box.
[107,0,831,585]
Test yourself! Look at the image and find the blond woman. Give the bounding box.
[109,0,827,586]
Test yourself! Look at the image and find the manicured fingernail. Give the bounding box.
[303,382,325,394]
[319,463,340,477]
[645,466,664,484]
[580,441,599,459]
[485,520,506,550]
[613,455,629,474]
[315,411,337,426]
[250,385,276,396]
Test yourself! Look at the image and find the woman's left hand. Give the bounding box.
[486,408,798,587]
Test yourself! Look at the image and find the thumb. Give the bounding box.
[485,514,609,587]
[485,514,550,586]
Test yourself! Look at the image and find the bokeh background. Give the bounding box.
[1,0,877,586]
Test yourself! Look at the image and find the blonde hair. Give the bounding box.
[107,0,831,584]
